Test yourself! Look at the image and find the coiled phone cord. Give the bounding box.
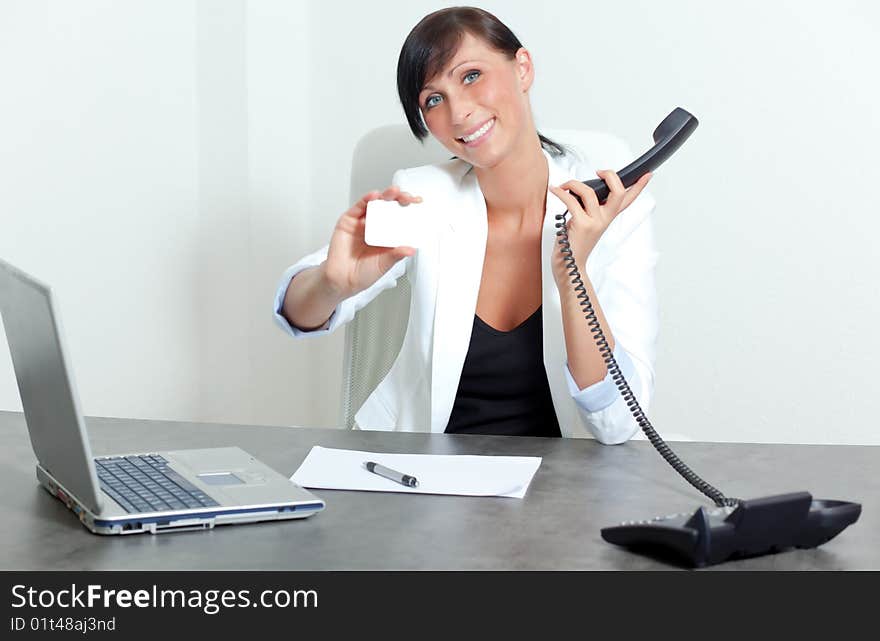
[555,211,740,508]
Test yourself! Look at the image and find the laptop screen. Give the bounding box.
[0,258,103,514]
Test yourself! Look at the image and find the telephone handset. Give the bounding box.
[572,106,698,205]
[560,108,861,567]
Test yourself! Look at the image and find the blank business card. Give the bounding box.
[364,199,440,249]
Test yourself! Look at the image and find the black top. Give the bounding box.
[445,305,562,437]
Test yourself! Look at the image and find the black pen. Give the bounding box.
[364,461,419,488]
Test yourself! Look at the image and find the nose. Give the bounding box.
[447,93,475,128]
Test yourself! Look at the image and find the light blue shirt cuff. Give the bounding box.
[272,266,336,338]
[564,342,636,413]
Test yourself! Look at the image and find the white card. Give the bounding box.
[364,199,439,249]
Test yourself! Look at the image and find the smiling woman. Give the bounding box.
[273,6,659,443]
[396,7,565,159]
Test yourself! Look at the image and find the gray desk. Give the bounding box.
[0,410,876,570]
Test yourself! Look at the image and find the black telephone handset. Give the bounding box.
[573,106,699,205]
[561,108,861,567]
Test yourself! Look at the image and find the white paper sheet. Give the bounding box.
[291,446,542,499]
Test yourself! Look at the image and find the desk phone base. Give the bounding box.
[601,492,861,567]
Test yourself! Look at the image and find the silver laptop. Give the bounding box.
[0,257,324,535]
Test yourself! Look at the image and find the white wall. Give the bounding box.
[245,0,324,428]
[2,0,878,445]
[0,0,202,419]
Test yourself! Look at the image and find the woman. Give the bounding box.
[274,7,658,442]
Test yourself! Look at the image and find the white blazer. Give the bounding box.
[274,141,659,443]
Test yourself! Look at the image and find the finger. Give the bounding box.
[559,180,601,217]
[350,190,383,218]
[596,169,626,206]
[395,191,423,206]
[393,245,417,258]
[618,172,652,211]
[381,185,402,200]
[361,189,383,204]
[375,245,417,274]
[549,185,588,221]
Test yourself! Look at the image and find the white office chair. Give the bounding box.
[340,125,449,429]
[341,125,686,440]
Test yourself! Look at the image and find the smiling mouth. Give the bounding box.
[457,118,496,144]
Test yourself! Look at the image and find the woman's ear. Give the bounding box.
[515,47,535,93]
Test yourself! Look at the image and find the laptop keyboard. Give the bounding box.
[95,454,220,514]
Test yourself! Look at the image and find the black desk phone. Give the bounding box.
[559,107,861,567]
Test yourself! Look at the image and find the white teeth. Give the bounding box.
[460,118,494,143]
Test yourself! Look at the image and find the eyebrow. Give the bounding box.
[421,59,481,93]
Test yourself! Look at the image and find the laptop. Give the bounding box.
[0,257,325,534]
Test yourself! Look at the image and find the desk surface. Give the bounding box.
[1,410,876,570]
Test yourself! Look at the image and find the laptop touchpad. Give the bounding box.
[198,472,245,486]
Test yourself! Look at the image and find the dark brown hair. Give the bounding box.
[396,6,565,156]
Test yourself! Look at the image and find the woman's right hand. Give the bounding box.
[321,186,422,298]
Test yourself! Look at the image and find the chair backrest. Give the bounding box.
[340,126,633,429]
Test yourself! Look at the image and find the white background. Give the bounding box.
[1,0,878,444]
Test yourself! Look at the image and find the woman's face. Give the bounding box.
[418,32,535,169]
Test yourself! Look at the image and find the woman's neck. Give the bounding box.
[474,132,549,231]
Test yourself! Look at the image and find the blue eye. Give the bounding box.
[463,70,480,83]
[425,94,442,109]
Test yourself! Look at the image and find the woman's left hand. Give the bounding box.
[549,170,652,287]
